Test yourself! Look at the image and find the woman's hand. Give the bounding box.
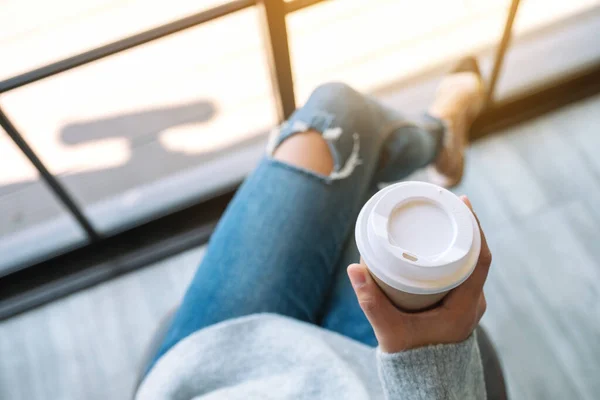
[347,196,492,354]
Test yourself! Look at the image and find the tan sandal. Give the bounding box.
[427,56,485,188]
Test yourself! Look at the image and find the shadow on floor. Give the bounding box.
[0,98,266,237]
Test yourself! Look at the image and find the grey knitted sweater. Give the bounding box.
[136,314,485,399]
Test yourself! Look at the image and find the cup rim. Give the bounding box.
[355,181,481,295]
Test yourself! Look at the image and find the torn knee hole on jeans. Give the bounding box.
[267,116,362,181]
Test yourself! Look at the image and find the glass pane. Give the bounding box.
[0,0,233,80]
[487,0,600,100]
[0,7,275,234]
[513,0,598,32]
[0,128,87,275]
[287,0,512,104]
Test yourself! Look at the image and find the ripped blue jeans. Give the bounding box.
[148,82,444,371]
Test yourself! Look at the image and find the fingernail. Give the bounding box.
[348,266,367,289]
[460,195,473,209]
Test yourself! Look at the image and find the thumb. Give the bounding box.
[347,264,399,335]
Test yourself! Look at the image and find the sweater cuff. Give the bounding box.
[376,332,486,399]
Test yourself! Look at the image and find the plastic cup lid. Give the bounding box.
[355,181,481,295]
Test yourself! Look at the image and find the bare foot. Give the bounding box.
[427,59,484,188]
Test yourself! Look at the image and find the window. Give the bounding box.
[0,0,233,80]
[1,7,275,235]
[0,128,87,274]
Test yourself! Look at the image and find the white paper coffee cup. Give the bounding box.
[355,181,481,311]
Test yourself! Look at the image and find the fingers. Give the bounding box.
[461,195,489,258]
[475,293,487,322]
[463,195,492,295]
[448,232,491,304]
[444,196,492,310]
[461,195,473,210]
[347,264,399,336]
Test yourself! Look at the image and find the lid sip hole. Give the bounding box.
[402,252,418,262]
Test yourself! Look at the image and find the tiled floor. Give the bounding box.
[1,94,600,400]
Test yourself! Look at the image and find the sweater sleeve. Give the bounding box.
[376,332,486,400]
